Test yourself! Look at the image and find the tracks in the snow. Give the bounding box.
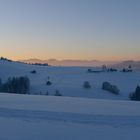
[0,107,140,127]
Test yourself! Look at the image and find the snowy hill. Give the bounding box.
[0,93,140,140]
[0,60,140,139]
[0,59,140,100]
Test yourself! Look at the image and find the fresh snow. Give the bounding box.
[0,93,140,140]
[0,60,139,100]
[0,60,140,139]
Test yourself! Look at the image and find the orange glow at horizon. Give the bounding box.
[0,39,140,62]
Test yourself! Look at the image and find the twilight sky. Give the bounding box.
[0,0,140,61]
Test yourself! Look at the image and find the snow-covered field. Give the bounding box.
[0,93,140,140]
[0,60,139,100]
[0,60,140,139]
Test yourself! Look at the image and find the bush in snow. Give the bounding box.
[46,81,52,86]
[102,82,120,95]
[83,81,91,89]
[30,70,37,74]
[87,69,92,73]
[54,90,62,96]
[129,86,140,101]
[0,76,30,94]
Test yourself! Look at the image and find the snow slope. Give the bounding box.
[0,60,140,100]
[0,93,140,140]
[0,61,140,139]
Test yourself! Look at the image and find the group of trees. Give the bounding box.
[83,81,120,95]
[129,86,140,101]
[102,82,120,95]
[0,76,30,94]
[82,81,140,101]
[0,69,139,101]
[87,65,133,74]
[0,57,12,62]
[31,63,49,66]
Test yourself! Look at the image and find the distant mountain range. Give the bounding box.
[20,59,140,70]
[0,57,140,70]
[20,59,116,67]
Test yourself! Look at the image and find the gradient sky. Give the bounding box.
[0,0,140,61]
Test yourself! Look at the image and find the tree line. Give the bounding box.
[0,76,30,94]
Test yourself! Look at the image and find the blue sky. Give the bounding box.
[0,0,140,60]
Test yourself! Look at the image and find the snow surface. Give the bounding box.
[0,60,139,100]
[0,93,140,140]
[0,61,140,139]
